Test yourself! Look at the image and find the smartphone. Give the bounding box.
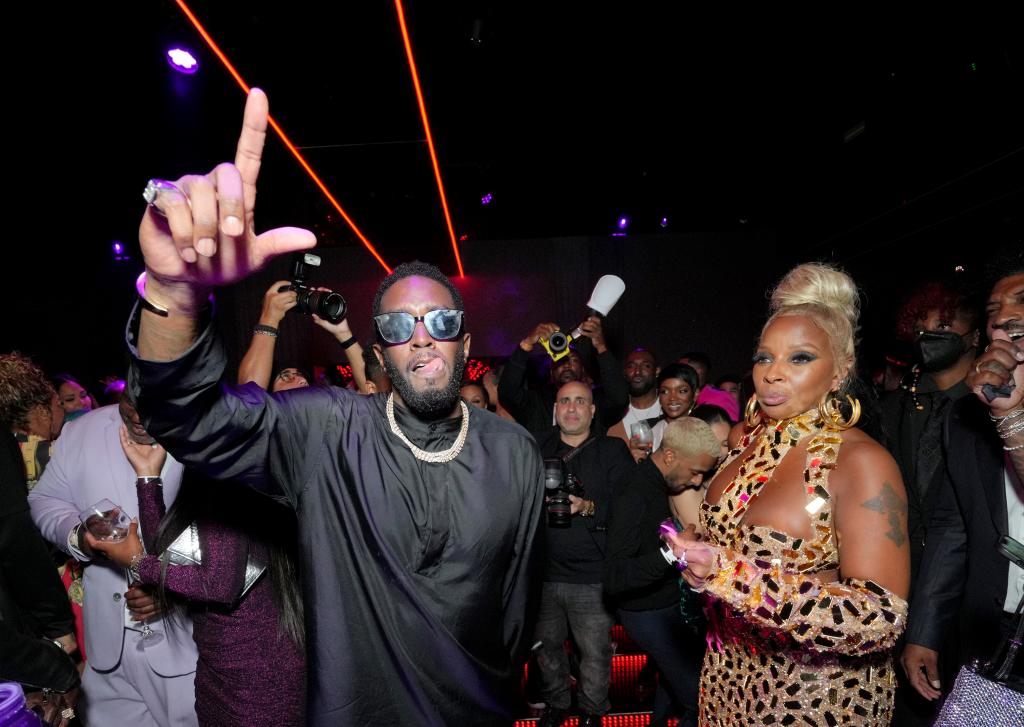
[997,535,1024,570]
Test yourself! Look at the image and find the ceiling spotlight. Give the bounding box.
[659,217,668,228]
[617,216,629,231]
[481,193,493,205]
[167,48,199,74]
[112,240,129,261]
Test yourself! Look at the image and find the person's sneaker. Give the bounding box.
[578,714,603,727]
[537,706,568,727]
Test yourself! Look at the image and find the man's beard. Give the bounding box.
[382,346,467,419]
[628,379,654,397]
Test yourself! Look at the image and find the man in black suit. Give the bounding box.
[901,250,1024,701]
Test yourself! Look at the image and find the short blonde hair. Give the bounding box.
[660,417,720,461]
[763,263,860,392]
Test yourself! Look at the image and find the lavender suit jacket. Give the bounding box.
[28,405,197,676]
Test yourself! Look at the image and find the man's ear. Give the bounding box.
[462,332,472,359]
[372,343,385,369]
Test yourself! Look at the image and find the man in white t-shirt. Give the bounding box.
[607,348,661,444]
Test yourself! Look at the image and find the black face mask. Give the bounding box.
[915,331,970,372]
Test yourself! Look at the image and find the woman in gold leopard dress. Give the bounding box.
[665,263,910,727]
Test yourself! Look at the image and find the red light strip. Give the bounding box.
[393,0,465,277]
[172,0,392,274]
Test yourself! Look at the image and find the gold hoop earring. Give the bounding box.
[744,394,762,428]
[817,393,861,430]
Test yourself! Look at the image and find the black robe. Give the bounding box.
[127,310,545,726]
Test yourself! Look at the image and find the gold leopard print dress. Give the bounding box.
[696,414,907,727]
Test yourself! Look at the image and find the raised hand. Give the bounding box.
[260,280,299,327]
[968,328,1024,415]
[119,425,167,477]
[139,88,316,313]
[520,322,560,353]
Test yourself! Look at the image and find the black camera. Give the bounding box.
[278,253,347,324]
[543,458,585,528]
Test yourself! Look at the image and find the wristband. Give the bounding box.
[338,334,358,350]
[253,324,278,338]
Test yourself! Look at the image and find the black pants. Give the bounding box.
[618,604,704,727]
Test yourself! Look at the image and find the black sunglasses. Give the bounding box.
[374,309,465,344]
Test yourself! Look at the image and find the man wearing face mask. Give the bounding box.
[882,280,981,576]
[879,279,980,727]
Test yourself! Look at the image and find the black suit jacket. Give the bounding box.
[905,396,1012,664]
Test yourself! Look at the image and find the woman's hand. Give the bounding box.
[119,425,167,477]
[662,523,719,586]
[84,520,143,568]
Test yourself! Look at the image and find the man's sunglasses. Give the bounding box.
[374,309,465,345]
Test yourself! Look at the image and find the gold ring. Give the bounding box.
[61,708,75,719]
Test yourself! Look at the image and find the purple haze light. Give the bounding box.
[660,217,668,228]
[112,241,123,255]
[617,216,629,230]
[167,48,199,74]
[481,193,493,205]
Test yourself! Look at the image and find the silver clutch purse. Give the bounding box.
[166,523,267,601]
[932,660,1024,726]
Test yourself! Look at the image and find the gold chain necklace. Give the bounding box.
[385,393,470,463]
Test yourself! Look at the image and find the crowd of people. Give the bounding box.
[2,87,1022,727]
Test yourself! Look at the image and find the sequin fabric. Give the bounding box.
[697,414,908,726]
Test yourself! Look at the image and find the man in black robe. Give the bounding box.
[127,88,545,726]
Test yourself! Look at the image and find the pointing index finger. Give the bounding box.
[234,87,269,214]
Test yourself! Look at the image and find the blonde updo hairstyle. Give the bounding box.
[763,263,860,395]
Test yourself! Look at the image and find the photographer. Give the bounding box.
[530,381,634,727]
[238,279,372,393]
[499,318,628,433]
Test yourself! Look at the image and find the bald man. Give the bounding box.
[529,381,635,727]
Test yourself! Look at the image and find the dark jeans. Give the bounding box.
[619,604,704,727]
[533,581,614,714]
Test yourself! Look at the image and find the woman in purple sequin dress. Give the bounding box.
[91,427,305,726]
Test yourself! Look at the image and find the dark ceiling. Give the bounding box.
[24,3,1024,270]
[7,3,1023,373]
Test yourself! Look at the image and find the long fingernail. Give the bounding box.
[929,680,940,689]
[181,246,198,263]
[196,237,217,257]
[222,216,244,236]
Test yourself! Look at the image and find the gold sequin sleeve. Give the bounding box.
[695,548,908,655]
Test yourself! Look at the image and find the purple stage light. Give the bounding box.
[112,241,123,254]
[617,216,629,230]
[481,193,493,205]
[167,48,199,74]
[660,217,668,228]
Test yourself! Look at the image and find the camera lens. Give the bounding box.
[548,331,568,353]
[543,459,564,490]
[546,493,572,528]
[313,291,347,323]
